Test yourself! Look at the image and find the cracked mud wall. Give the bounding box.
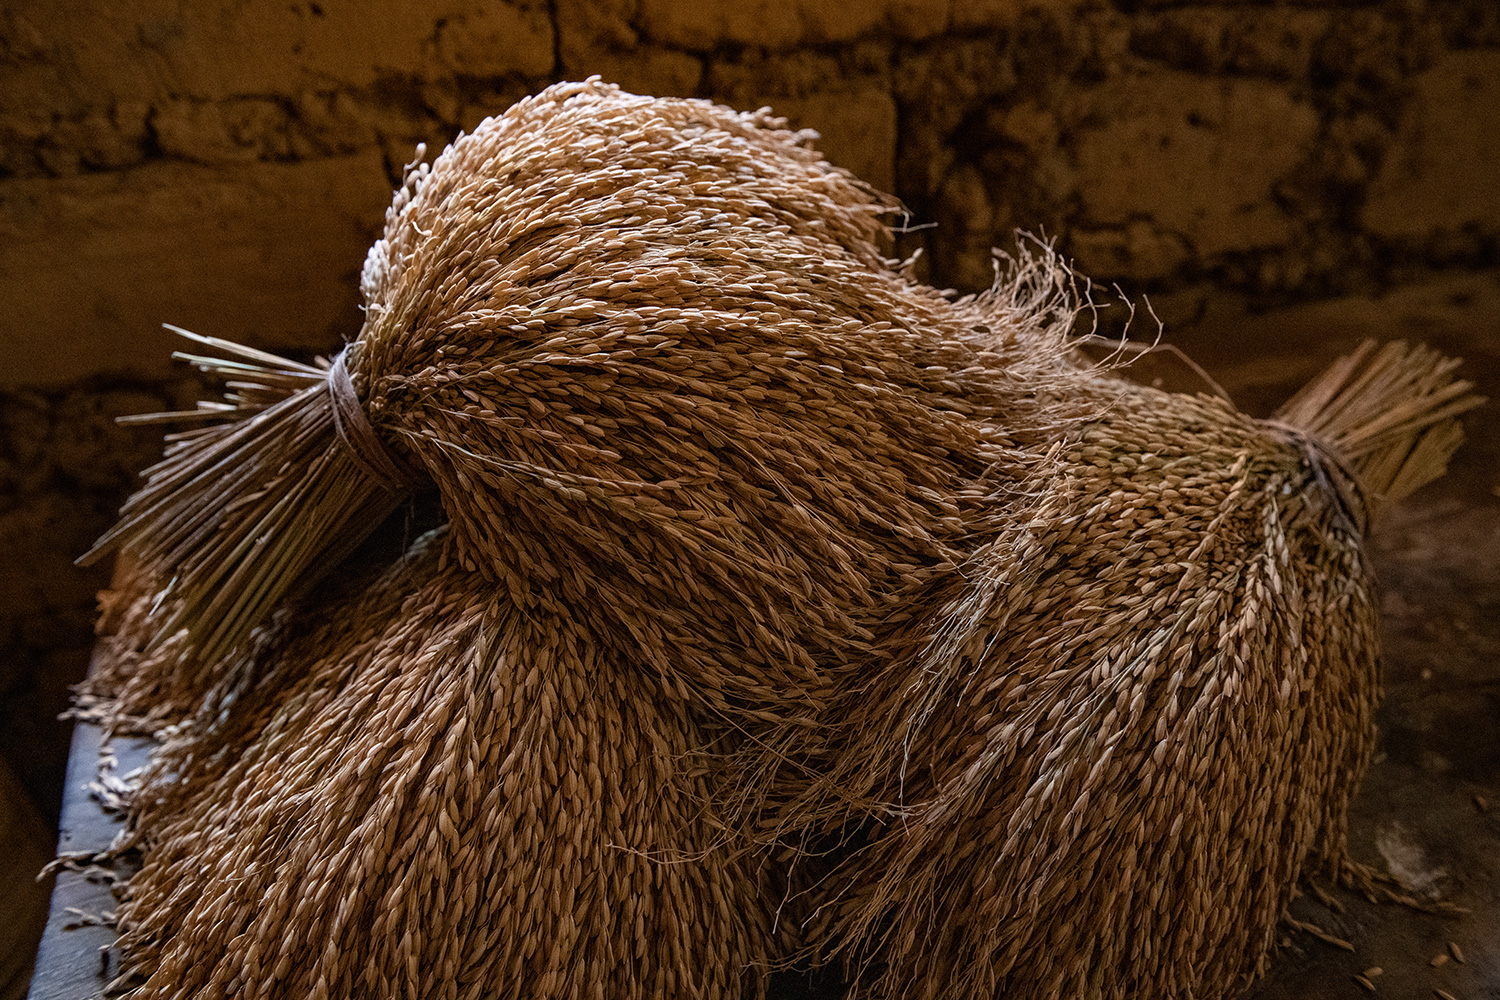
[0,0,1496,906]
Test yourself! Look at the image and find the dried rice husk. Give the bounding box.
[107,526,780,1000]
[81,78,1079,1000]
[80,554,203,732]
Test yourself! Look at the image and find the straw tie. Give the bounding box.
[1266,421,1370,537]
[327,348,423,492]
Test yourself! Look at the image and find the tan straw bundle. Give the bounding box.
[83,79,1071,731]
[105,527,777,1000]
[80,80,1481,999]
[777,342,1479,999]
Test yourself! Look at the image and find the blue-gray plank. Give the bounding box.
[26,725,150,1000]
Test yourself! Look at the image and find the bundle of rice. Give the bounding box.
[82,79,1064,998]
[771,341,1480,999]
[78,78,1481,1000]
[82,79,1073,750]
[107,525,778,1000]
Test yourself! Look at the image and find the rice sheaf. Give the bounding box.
[80,79,1480,1000]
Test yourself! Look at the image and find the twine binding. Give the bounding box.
[1266,421,1370,537]
[77,331,424,666]
[326,348,421,492]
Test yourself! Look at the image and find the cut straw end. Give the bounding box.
[1272,339,1485,514]
[84,330,406,663]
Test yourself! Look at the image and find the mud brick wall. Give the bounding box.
[1,0,1497,830]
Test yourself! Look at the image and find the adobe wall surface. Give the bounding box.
[1,0,1496,823]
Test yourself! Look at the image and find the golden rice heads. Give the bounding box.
[343,82,1067,728]
[357,78,900,356]
[111,528,780,1000]
[353,78,1000,543]
[805,383,1380,1000]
